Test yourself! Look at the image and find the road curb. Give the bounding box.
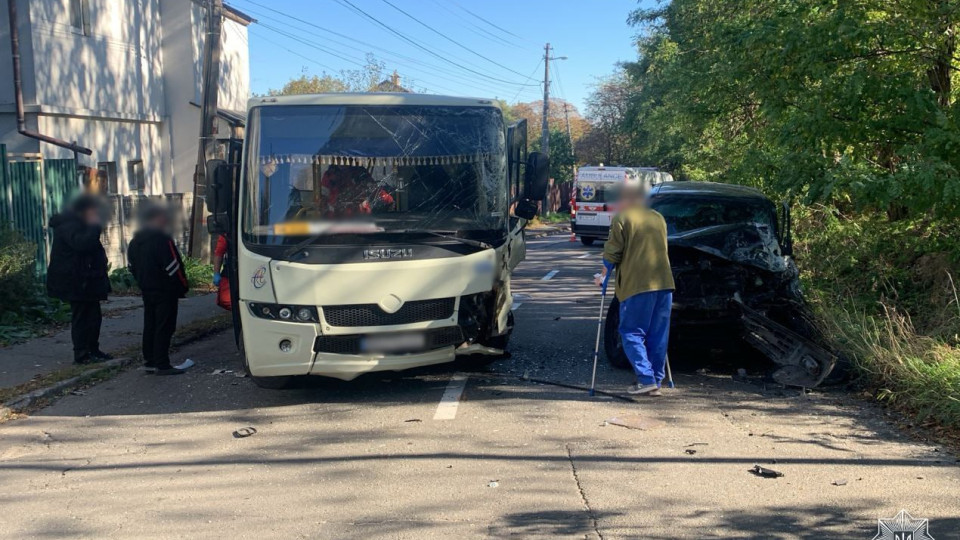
[0,315,232,420]
[0,357,132,419]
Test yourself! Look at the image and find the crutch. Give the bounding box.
[588,271,610,397]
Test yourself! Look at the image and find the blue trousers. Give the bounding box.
[618,290,673,386]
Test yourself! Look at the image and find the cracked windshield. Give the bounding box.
[244,105,506,244]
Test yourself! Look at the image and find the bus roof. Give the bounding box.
[247,93,501,110]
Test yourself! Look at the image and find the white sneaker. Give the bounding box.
[627,383,660,395]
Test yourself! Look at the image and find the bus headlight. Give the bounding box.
[249,303,318,323]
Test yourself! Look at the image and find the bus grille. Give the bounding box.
[322,298,455,327]
[312,326,464,355]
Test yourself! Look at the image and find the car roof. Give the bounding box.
[248,93,500,109]
[650,181,771,201]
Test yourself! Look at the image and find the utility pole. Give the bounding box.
[540,43,566,215]
[188,0,223,258]
[541,43,551,158]
[563,102,573,154]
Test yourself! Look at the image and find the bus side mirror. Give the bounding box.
[779,200,793,257]
[205,159,232,235]
[524,152,550,200]
[514,199,539,220]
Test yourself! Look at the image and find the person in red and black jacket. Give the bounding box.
[127,203,189,375]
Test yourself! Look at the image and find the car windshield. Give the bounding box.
[242,104,507,245]
[651,196,777,235]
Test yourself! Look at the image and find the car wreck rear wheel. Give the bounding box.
[603,297,631,369]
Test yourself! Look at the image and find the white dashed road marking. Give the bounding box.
[541,270,559,281]
[433,374,468,420]
[576,253,592,259]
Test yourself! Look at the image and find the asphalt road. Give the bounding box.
[1,235,958,539]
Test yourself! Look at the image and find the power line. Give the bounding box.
[250,30,341,75]
[554,60,567,103]
[424,0,523,49]
[252,27,506,96]
[258,22,366,68]
[449,0,530,42]
[378,0,533,79]
[234,0,539,98]
[511,58,543,103]
[334,0,538,87]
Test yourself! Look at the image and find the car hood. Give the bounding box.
[669,222,788,273]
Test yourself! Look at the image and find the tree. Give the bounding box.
[264,55,417,95]
[579,71,635,166]
[267,74,348,95]
[532,129,575,183]
[614,0,960,217]
[506,99,588,154]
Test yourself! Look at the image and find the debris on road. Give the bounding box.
[605,414,666,431]
[685,449,697,455]
[487,480,499,488]
[832,479,847,486]
[404,418,422,423]
[232,427,257,438]
[211,369,233,375]
[69,390,85,396]
[685,442,708,447]
[750,465,784,478]
[739,301,836,388]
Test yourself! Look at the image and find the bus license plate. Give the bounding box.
[360,333,426,353]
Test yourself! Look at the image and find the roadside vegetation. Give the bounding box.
[0,223,214,346]
[576,1,960,429]
[108,256,215,296]
[0,227,69,345]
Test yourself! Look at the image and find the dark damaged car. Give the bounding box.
[604,182,836,388]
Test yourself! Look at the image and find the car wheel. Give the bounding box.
[580,236,596,246]
[603,297,631,369]
[240,338,294,389]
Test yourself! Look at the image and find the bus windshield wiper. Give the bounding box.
[394,230,492,249]
[283,234,325,259]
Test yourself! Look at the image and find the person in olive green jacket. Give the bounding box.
[597,181,675,395]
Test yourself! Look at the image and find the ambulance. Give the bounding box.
[570,166,673,245]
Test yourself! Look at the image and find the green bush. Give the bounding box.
[796,206,960,428]
[0,225,37,314]
[109,256,214,296]
[0,225,69,345]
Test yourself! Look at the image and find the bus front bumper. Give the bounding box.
[241,308,460,381]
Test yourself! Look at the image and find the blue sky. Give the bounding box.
[233,0,649,114]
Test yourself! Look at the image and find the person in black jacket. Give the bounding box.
[127,203,189,375]
[47,195,113,365]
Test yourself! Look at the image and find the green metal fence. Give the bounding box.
[0,145,79,275]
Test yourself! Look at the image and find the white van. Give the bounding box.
[570,166,672,245]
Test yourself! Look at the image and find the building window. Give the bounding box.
[127,160,145,193]
[69,0,91,35]
[97,161,118,194]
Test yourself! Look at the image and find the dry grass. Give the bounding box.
[814,296,960,428]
